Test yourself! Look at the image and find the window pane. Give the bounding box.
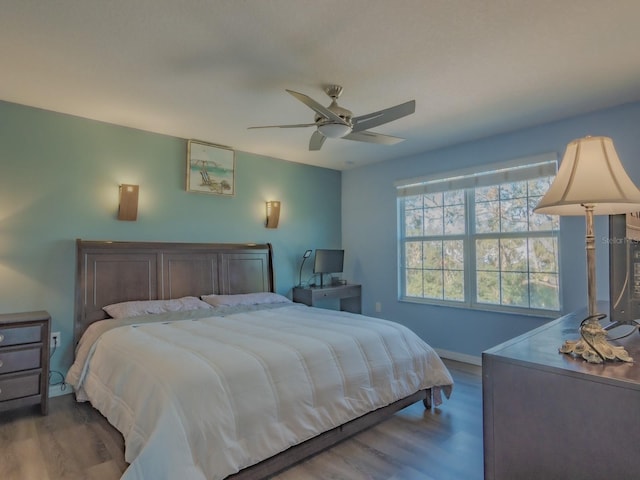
[529,237,558,273]
[424,207,444,236]
[444,189,464,205]
[529,197,559,231]
[477,271,500,304]
[476,239,499,271]
[444,204,465,234]
[423,270,443,299]
[476,200,500,233]
[405,209,423,237]
[500,181,527,199]
[444,270,464,301]
[404,195,423,210]
[500,238,528,271]
[405,241,422,268]
[476,185,499,202]
[423,241,443,269]
[528,177,554,196]
[500,197,528,232]
[405,269,423,297]
[424,192,443,208]
[443,240,464,270]
[501,272,529,307]
[530,273,559,310]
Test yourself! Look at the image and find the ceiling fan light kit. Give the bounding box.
[317,122,352,138]
[249,85,415,151]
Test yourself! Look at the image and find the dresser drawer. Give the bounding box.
[0,324,43,347]
[0,347,41,374]
[0,372,41,402]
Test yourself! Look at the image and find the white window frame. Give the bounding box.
[396,153,561,316]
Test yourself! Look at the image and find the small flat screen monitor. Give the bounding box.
[313,249,344,287]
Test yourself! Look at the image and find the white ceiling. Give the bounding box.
[3,1,640,171]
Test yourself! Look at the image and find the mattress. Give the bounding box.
[66,303,453,480]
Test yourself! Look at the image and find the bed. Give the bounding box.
[66,240,453,480]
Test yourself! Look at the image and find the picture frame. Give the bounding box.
[186,140,235,196]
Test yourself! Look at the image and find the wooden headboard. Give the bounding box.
[74,240,275,344]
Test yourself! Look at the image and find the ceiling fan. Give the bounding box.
[248,85,416,151]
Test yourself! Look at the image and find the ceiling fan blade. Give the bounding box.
[343,130,405,145]
[309,130,326,151]
[248,123,316,129]
[351,100,416,133]
[286,89,348,125]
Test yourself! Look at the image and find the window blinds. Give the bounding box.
[395,153,558,197]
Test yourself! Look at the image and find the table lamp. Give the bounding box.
[535,136,640,363]
[298,249,312,286]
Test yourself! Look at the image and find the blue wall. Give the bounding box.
[342,101,640,359]
[0,100,342,380]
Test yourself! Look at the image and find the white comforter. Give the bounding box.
[66,304,453,480]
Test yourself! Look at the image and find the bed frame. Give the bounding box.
[74,239,432,479]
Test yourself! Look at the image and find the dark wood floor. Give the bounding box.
[0,360,483,480]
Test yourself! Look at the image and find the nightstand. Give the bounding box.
[293,284,362,313]
[0,310,51,415]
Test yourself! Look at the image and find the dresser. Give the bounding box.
[293,284,362,313]
[0,311,51,415]
[482,305,640,480]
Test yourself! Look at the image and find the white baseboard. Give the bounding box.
[435,348,482,366]
[49,383,73,397]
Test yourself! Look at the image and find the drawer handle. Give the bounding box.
[0,360,3,368]
[0,334,4,343]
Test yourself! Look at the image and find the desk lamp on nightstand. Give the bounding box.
[298,249,312,286]
[535,136,640,363]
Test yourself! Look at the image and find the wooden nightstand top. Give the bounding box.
[0,310,51,326]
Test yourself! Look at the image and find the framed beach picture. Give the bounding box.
[186,140,235,196]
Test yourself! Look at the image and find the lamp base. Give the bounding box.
[560,316,633,364]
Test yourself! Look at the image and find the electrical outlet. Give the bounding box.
[51,331,61,349]
[375,302,382,313]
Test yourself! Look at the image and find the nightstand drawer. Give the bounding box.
[316,285,360,300]
[0,372,41,402]
[293,284,362,314]
[0,324,43,347]
[0,347,42,374]
[0,311,50,415]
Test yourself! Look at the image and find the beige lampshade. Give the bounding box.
[535,136,640,216]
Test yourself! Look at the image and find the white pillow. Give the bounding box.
[201,292,291,307]
[103,296,213,319]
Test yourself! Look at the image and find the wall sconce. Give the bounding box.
[265,201,280,229]
[118,184,139,221]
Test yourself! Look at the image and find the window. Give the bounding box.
[397,154,560,315]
